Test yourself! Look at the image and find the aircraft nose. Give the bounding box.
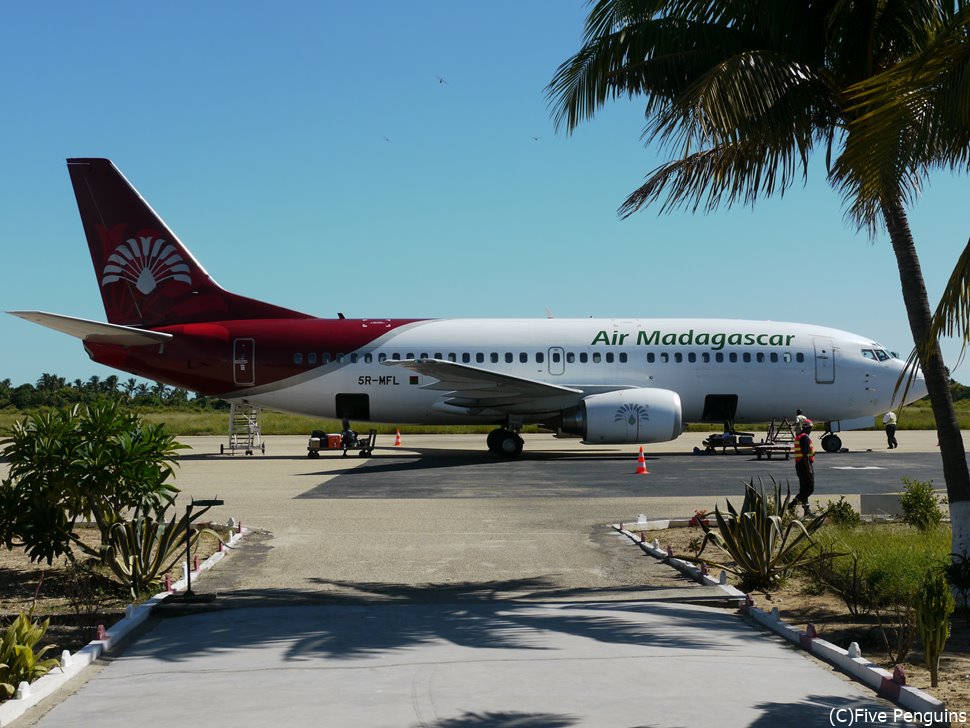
[903,364,929,404]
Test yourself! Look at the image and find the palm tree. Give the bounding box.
[548,0,970,551]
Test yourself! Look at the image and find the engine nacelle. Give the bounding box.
[561,389,683,444]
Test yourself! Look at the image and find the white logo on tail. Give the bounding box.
[101,236,191,294]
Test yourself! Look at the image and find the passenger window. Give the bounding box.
[308,353,318,365]
[434,353,443,360]
[580,353,589,363]
[770,353,778,363]
[322,353,331,364]
[448,353,457,362]
[756,353,765,363]
[660,353,669,363]
[537,352,545,363]
[392,353,401,360]
[784,353,792,363]
[337,354,346,363]
[505,352,514,363]
[729,353,738,363]
[420,353,428,359]
[674,353,682,363]
[592,352,601,363]
[619,352,627,363]
[566,352,574,363]
[796,353,805,363]
[552,351,561,363]
[606,353,614,363]
[363,353,372,363]
[742,353,751,363]
[476,353,485,363]
[349,354,358,363]
[378,353,387,362]
[490,353,499,363]
[715,353,724,363]
[702,353,710,363]
[519,353,528,363]
[294,353,303,365]
[688,352,696,363]
[647,353,655,363]
[462,353,470,363]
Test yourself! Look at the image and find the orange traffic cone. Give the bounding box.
[635,446,649,475]
[394,429,401,446]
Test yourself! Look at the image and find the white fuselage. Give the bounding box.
[237,318,920,431]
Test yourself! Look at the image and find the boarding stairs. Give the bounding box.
[222,402,265,455]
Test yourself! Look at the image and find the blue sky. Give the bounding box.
[2,1,968,387]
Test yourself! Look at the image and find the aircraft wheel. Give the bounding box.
[821,434,842,453]
[486,428,506,453]
[497,433,524,458]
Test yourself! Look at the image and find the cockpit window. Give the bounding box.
[862,349,877,360]
[875,349,890,361]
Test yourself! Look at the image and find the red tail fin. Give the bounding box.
[67,158,311,327]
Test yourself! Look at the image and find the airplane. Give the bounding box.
[10,158,927,458]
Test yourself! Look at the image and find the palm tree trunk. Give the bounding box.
[883,199,970,553]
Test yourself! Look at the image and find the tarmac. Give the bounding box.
[3,429,961,728]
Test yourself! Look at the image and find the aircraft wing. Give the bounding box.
[385,358,582,409]
[8,311,173,346]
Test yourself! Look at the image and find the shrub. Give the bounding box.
[823,496,861,527]
[900,478,946,531]
[915,569,954,688]
[0,402,185,565]
[811,524,950,663]
[0,612,60,700]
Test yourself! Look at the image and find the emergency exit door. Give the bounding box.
[233,338,255,386]
[814,337,835,384]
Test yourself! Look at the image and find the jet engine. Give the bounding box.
[560,389,683,444]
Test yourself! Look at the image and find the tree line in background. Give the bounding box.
[0,374,229,411]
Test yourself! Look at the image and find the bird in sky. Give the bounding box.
[436,75,448,85]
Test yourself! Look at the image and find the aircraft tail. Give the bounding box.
[67,158,311,327]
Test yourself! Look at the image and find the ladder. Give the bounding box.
[222,402,265,455]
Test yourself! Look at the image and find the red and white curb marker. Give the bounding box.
[612,522,945,717]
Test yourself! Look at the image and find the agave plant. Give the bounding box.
[688,477,829,592]
[103,504,219,598]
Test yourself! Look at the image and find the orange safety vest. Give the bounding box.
[794,432,815,462]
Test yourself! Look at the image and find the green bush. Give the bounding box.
[915,569,954,688]
[822,496,861,527]
[0,402,185,565]
[900,478,946,531]
[811,524,950,663]
[0,612,60,700]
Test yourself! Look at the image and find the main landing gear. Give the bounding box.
[820,432,842,453]
[487,428,524,458]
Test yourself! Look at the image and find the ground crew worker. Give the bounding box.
[883,410,898,449]
[792,419,815,516]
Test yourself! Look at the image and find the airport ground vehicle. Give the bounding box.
[307,429,377,457]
